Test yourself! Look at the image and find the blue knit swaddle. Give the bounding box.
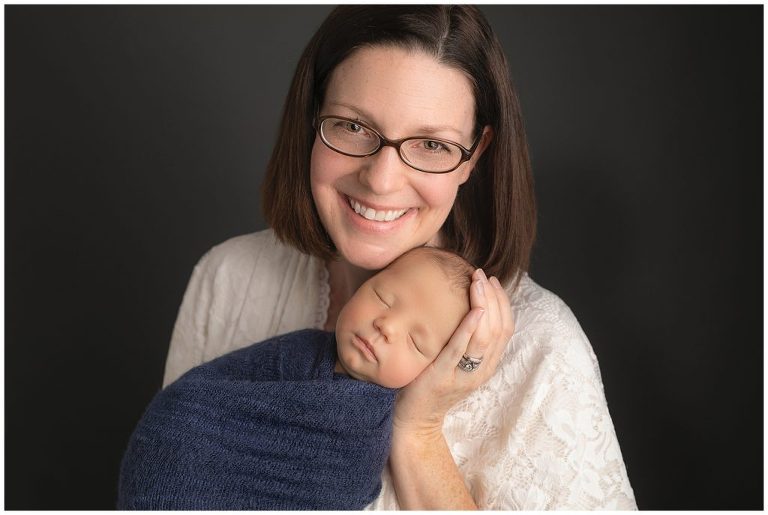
[118,329,397,510]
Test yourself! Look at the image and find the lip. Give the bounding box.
[339,193,416,233]
[352,334,378,363]
[346,194,409,213]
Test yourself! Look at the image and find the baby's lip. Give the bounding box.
[354,334,378,362]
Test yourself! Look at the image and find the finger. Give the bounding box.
[488,276,513,335]
[466,271,503,359]
[487,276,514,364]
[466,269,491,355]
[483,275,503,340]
[434,306,485,369]
[490,276,514,337]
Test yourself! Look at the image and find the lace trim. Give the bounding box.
[315,258,330,330]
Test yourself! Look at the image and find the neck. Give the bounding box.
[324,258,378,331]
[327,258,378,301]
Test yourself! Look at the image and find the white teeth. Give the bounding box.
[348,197,408,222]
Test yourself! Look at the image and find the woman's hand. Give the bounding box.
[388,269,514,509]
[393,268,515,435]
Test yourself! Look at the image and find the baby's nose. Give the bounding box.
[373,317,394,343]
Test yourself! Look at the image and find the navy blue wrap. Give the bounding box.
[118,329,397,510]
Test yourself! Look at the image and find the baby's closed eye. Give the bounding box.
[408,334,425,356]
[374,289,390,308]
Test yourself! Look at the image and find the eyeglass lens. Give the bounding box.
[319,117,465,173]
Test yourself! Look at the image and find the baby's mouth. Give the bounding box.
[354,334,378,362]
[347,196,410,222]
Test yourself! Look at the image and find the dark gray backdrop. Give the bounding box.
[6,5,762,509]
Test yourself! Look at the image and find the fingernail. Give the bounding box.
[490,276,503,290]
[478,268,488,281]
[475,278,485,296]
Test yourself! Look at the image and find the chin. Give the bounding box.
[378,376,412,389]
[336,243,403,271]
[343,252,398,271]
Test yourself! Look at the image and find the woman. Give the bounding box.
[163,6,636,510]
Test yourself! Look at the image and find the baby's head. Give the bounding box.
[335,246,474,388]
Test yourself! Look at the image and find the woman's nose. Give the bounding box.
[358,147,408,195]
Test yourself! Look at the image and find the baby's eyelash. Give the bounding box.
[374,289,389,307]
[408,334,424,356]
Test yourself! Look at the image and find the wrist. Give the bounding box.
[392,420,445,449]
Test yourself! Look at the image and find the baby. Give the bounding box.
[334,245,472,388]
[118,246,473,510]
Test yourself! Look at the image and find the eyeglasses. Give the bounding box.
[315,115,482,174]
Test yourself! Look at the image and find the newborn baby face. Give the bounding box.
[335,250,470,388]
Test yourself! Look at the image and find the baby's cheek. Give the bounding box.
[380,360,420,389]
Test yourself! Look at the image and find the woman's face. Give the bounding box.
[310,45,489,270]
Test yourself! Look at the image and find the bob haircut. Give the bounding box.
[262,5,536,288]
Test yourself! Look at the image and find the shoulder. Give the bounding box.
[504,273,602,383]
[507,273,587,340]
[195,228,305,276]
[190,228,322,300]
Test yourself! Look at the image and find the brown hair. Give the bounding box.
[262,6,536,289]
[390,246,475,298]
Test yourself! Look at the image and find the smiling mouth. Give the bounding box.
[347,196,410,222]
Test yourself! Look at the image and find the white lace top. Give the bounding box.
[163,229,637,510]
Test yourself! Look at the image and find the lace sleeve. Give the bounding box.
[444,277,637,510]
[490,338,637,509]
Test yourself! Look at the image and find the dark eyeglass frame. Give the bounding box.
[315,115,482,174]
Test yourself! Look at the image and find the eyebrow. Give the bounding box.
[325,100,467,140]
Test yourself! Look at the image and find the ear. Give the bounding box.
[457,125,494,185]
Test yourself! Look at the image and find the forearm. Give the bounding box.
[389,429,477,510]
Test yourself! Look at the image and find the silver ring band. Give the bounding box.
[457,354,483,372]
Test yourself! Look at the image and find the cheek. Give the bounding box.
[310,137,351,189]
[380,349,422,388]
[336,295,371,335]
[412,175,462,211]
[310,139,350,232]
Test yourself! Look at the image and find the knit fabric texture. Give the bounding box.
[118,329,397,510]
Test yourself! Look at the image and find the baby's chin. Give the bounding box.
[334,357,408,388]
[372,374,414,389]
[333,354,371,383]
[333,359,350,376]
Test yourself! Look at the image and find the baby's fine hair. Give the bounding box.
[390,246,476,296]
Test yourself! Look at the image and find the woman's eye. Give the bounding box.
[344,122,363,133]
[423,140,448,152]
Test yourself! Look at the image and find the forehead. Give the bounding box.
[324,45,476,138]
[377,253,469,329]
